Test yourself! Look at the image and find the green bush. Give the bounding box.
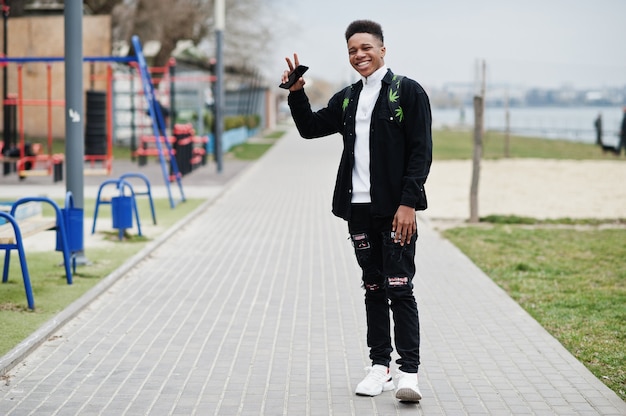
[224,115,246,131]
[244,114,261,129]
[223,114,260,131]
[174,111,259,133]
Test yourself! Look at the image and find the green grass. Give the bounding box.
[442,222,626,401]
[263,130,286,140]
[230,142,274,160]
[27,129,287,162]
[480,214,626,227]
[229,130,285,160]
[0,197,206,356]
[26,128,609,162]
[433,129,616,160]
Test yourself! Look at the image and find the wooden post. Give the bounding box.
[480,60,486,121]
[504,91,510,158]
[469,95,483,223]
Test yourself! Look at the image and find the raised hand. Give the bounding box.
[281,53,306,91]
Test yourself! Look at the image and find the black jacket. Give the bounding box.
[288,69,432,221]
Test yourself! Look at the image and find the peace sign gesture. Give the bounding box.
[281,53,307,91]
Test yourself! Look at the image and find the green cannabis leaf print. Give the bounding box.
[389,75,404,122]
[388,88,399,104]
[395,107,404,122]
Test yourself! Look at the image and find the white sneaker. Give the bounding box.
[355,365,395,396]
[395,370,422,402]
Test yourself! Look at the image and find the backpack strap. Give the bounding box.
[342,75,405,124]
[341,85,353,113]
[388,74,405,123]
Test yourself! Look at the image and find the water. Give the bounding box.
[432,106,624,146]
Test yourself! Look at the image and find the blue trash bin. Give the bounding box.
[64,207,84,252]
[56,192,84,253]
[112,195,133,230]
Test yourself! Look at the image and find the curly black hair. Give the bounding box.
[345,20,384,44]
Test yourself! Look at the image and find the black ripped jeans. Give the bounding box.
[348,203,420,373]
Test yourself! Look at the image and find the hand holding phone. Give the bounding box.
[279,65,308,89]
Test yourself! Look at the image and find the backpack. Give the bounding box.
[342,74,405,124]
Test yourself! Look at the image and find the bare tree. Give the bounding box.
[84,0,124,15]
[469,60,486,223]
[110,0,278,78]
[218,0,275,72]
[469,95,483,224]
[6,0,123,16]
[110,0,211,68]
[11,0,280,81]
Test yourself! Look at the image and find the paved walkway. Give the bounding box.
[1,126,625,415]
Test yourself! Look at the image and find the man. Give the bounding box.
[282,20,432,402]
[619,107,626,156]
[594,113,602,146]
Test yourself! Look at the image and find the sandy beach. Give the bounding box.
[422,158,626,221]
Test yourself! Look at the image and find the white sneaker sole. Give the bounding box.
[395,387,422,402]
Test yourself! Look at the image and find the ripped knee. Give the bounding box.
[387,276,410,288]
[363,282,382,292]
[351,232,370,250]
[351,232,373,270]
[386,276,415,301]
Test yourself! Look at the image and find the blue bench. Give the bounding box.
[0,196,74,310]
[92,173,155,240]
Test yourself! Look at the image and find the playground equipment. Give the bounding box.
[134,123,208,179]
[131,35,185,208]
[92,177,143,241]
[0,60,65,181]
[0,211,34,309]
[119,172,156,225]
[0,39,186,208]
[0,56,124,180]
[91,172,157,241]
[0,195,75,309]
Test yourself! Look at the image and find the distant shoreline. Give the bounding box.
[433,105,624,145]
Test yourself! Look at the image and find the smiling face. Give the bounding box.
[347,32,386,78]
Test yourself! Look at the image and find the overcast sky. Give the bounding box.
[269,0,626,90]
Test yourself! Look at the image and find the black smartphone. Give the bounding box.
[279,65,309,89]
